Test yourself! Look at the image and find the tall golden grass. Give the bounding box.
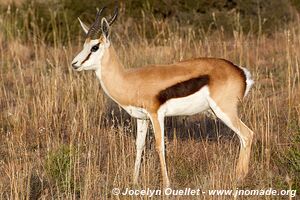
[0,3,299,200]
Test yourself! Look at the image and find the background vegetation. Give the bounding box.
[0,0,299,199]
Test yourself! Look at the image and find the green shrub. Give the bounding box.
[290,0,300,12]
[0,0,298,42]
[45,145,75,192]
[123,0,295,34]
[286,134,300,173]
[274,129,300,191]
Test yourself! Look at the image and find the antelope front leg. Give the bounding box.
[133,119,149,184]
[150,112,170,188]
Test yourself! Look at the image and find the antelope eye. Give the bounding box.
[91,44,99,52]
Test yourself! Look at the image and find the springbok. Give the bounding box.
[71,5,254,187]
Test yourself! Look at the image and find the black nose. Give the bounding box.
[72,61,78,69]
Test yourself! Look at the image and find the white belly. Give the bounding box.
[161,86,210,116]
[123,86,210,118]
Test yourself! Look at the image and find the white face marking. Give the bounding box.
[71,38,110,71]
[159,86,210,117]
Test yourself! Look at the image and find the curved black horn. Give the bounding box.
[87,6,106,38]
[96,6,107,18]
[108,2,118,25]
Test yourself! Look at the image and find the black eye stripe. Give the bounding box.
[91,43,100,52]
[81,52,92,65]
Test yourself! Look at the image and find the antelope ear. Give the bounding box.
[78,17,89,34]
[101,18,110,38]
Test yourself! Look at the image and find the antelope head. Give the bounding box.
[71,5,118,71]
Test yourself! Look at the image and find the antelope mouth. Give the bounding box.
[71,61,83,71]
[74,66,84,71]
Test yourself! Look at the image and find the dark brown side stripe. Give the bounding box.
[157,75,210,105]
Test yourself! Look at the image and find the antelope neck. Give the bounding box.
[96,45,127,104]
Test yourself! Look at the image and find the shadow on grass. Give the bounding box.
[102,101,235,142]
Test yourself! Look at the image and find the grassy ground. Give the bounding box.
[0,2,300,200]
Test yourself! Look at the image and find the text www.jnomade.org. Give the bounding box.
[111,187,297,197]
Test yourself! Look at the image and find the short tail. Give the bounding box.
[240,67,254,97]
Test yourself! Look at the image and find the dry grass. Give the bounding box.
[0,0,25,7]
[0,5,299,200]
